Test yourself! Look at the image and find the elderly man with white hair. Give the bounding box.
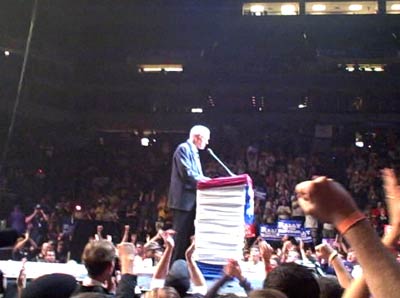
[168,125,210,262]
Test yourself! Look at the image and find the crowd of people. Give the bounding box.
[3,166,400,298]
[0,128,400,298]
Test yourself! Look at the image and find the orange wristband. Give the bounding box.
[336,210,367,235]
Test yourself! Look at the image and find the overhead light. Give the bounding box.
[141,137,150,147]
[374,66,384,72]
[250,4,265,16]
[355,141,364,148]
[142,67,162,72]
[191,108,203,113]
[364,67,373,72]
[164,67,183,72]
[391,3,400,10]
[346,66,355,72]
[281,4,297,15]
[355,132,364,147]
[312,4,326,11]
[298,104,307,109]
[4,50,10,56]
[348,4,363,11]
[138,64,183,73]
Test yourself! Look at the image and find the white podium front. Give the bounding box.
[195,174,254,265]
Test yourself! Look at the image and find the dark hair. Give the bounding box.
[71,293,109,298]
[264,263,320,298]
[249,289,288,298]
[317,276,344,298]
[21,273,77,298]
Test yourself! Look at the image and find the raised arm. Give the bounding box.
[116,242,137,298]
[120,225,130,244]
[185,237,206,288]
[16,259,27,298]
[13,233,29,252]
[295,176,400,298]
[144,229,162,250]
[25,209,37,224]
[152,229,175,279]
[259,240,275,275]
[315,242,352,288]
[343,168,400,298]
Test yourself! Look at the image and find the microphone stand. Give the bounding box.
[207,148,236,177]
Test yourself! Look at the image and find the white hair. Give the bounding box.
[189,125,210,139]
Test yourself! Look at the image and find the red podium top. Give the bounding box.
[197,174,252,190]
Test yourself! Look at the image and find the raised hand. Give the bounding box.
[295,177,359,225]
[160,229,176,248]
[224,259,243,280]
[259,239,273,261]
[382,168,400,239]
[185,236,195,260]
[315,243,335,263]
[95,225,104,240]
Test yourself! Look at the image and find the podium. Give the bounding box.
[194,174,254,270]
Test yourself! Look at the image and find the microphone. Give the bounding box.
[207,148,236,177]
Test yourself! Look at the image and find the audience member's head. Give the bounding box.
[81,240,116,281]
[249,289,288,298]
[21,273,77,298]
[164,260,190,297]
[144,287,180,298]
[317,276,344,298]
[71,293,110,298]
[44,249,57,263]
[264,263,320,298]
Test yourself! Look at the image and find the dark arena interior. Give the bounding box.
[0,1,400,298]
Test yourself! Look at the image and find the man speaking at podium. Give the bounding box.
[168,125,210,261]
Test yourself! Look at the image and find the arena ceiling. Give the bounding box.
[0,0,400,131]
